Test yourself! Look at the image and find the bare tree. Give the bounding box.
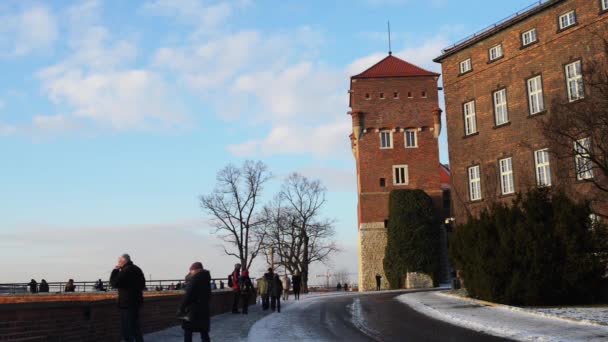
[540,26,608,216]
[262,173,338,291]
[200,161,271,271]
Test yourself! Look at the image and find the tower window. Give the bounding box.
[365,93,371,100]
[393,92,399,99]
[421,91,427,98]
[379,92,385,99]
[393,165,409,185]
[407,91,413,98]
[379,130,393,149]
[405,129,418,148]
[380,178,386,187]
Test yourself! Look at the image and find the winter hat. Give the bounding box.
[189,262,203,271]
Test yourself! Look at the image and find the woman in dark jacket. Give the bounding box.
[179,262,211,342]
[270,273,283,313]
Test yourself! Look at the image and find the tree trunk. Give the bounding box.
[302,234,310,293]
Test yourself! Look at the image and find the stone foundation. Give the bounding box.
[358,222,390,291]
[405,272,433,289]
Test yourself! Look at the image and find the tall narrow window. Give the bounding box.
[534,149,552,187]
[379,130,393,149]
[407,91,413,98]
[460,58,472,74]
[365,93,371,100]
[393,165,409,185]
[603,0,608,11]
[489,44,503,61]
[559,10,576,30]
[522,28,537,46]
[379,92,385,99]
[405,129,418,148]
[464,101,477,135]
[468,165,481,201]
[527,75,545,115]
[421,91,427,98]
[393,92,399,99]
[565,60,584,102]
[493,89,509,125]
[499,158,515,195]
[575,137,594,180]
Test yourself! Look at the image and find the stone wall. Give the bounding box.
[405,272,434,289]
[0,290,254,341]
[358,222,390,291]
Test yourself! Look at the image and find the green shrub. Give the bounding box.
[383,190,440,289]
[450,188,608,306]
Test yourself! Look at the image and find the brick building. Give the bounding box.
[348,54,446,291]
[434,0,608,224]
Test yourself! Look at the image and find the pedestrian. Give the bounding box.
[344,283,348,292]
[28,279,38,293]
[178,262,211,342]
[292,271,302,300]
[336,282,342,291]
[95,279,106,291]
[282,274,291,301]
[39,279,49,293]
[169,283,176,291]
[176,281,183,290]
[228,263,241,314]
[64,279,76,292]
[210,280,217,290]
[110,253,145,342]
[375,274,382,291]
[262,268,274,310]
[257,276,269,310]
[270,273,283,313]
[239,269,254,314]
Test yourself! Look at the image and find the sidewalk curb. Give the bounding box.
[438,291,607,327]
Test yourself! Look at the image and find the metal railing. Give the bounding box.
[441,0,556,54]
[0,278,229,295]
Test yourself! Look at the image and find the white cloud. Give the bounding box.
[31,115,75,133]
[0,5,58,56]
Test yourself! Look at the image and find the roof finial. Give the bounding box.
[387,21,392,56]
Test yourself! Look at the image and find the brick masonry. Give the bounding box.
[349,67,444,291]
[436,0,608,224]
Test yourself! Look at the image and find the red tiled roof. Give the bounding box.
[352,54,440,79]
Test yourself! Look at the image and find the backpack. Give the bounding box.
[238,276,249,293]
[227,274,233,288]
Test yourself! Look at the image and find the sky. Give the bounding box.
[0,0,540,284]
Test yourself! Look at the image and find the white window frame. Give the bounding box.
[565,60,584,102]
[559,10,576,30]
[534,149,552,187]
[499,158,515,195]
[460,58,472,74]
[574,137,594,180]
[468,165,482,201]
[527,75,545,115]
[493,88,509,126]
[405,129,418,148]
[522,28,537,46]
[489,44,503,61]
[379,130,393,149]
[603,0,608,11]
[393,165,409,186]
[463,100,477,135]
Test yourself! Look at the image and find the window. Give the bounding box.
[565,60,584,102]
[522,28,537,46]
[380,178,386,187]
[460,58,472,74]
[468,165,481,201]
[463,100,477,135]
[380,92,385,99]
[493,89,509,125]
[499,158,515,195]
[575,138,594,180]
[393,165,409,185]
[559,10,576,30]
[405,129,418,148]
[527,75,545,115]
[489,44,503,61]
[393,92,399,99]
[365,93,370,100]
[603,0,608,11]
[534,149,552,187]
[379,130,393,149]
[421,91,427,98]
[407,91,413,98]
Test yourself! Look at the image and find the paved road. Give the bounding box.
[249,291,512,341]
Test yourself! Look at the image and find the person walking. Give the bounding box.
[110,253,145,342]
[282,274,291,301]
[257,276,269,310]
[28,279,38,293]
[270,273,283,313]
[336,282,342,291]
[228,264,241,314]
[375,274,382,291]
[292,272,302,300]
[238,269,254,315]
[64,279,76,292]
[262,268,274,310]
[39,279,49,293]
[219,280,224,290]
[178,262,211,342]
[343,283,348,292]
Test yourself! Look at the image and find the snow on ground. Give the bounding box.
[397,291,608,342]
[527,306,608,326]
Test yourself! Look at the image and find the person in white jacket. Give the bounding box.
[282,274,291,301]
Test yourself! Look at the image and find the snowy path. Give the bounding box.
[398,291,608,342]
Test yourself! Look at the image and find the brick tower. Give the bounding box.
[348,54,443,291]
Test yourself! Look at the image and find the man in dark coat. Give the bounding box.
[375,274,382,291]
[179,262,211,342]
[229,263,241,314]
[270,273,283,313]
[238,269,254,314]
[28,279,38,293]
[262,268,274,310]
[291,272,302,300]
[110,253,145,342]
[39,279,49,293]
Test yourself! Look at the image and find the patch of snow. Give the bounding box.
[528,307,608,326]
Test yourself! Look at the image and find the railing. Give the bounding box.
[0,278,229,295]
[441,0,556,54]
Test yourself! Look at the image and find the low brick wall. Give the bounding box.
[0,290,253,341]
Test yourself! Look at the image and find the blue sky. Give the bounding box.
[0,0,538,283]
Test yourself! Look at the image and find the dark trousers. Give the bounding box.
[271,296,281,312]
[293,288,300,300]
[231,291,240,313]
[120,306,144,342]
[184,328,210,342]
[262,295,270,310]
[241,293,249,314]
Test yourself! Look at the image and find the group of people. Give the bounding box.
[27,278,79,293]
[336,282,349,291]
